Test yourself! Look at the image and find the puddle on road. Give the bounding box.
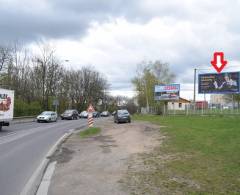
[144,126,159,132]
[48,147,75,164]
[94,135,118,153]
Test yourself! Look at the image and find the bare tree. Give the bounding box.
[0,45,12,72]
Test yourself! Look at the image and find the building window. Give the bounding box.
[179,103,182,108]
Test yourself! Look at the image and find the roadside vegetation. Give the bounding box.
[125,115,240,194]
[0,43,108,117]
[132,61,175,114]
[79,127,101,138]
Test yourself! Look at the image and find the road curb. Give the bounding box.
[20,129,74,195]
[12,118,36,125]
[36,161,57,195]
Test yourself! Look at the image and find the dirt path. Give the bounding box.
[48,118,162,195]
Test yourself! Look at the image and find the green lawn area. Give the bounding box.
[79,127,101,138]
[130,115,240,194]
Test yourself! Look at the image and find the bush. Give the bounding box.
[14,99,42,117]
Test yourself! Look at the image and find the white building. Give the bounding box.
[168,97,191,111]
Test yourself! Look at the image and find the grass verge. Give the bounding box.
[124,115,240,194]
[79,127,101,138]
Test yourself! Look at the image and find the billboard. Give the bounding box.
[154,84,180,100]
[198,72,240,94]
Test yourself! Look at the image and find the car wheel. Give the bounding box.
[37,120,40,123]
[129,119,131,123]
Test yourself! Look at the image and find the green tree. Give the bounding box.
[132,60,175,113]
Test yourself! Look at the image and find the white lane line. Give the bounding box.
[0,131,18,138]
[36,161,57,195]
[20,130,73,195]
[0,122,73,145]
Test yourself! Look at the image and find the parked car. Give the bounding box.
[37,111,58,123]
[93,111,100,118]
[61,109,79,120]
[101,111,110,117]
[79,111,88,118]
[114,109,131,123]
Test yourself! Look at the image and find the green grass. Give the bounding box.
[129,115,240,194]
[79,127,101,138]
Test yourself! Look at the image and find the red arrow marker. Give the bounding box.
[211,52,228,73]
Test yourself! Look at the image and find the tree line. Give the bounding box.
[132,60,175,114]
[0,43,108,116]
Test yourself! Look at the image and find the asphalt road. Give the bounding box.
[0,118,104,195]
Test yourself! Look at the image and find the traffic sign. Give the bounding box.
[52,99,59,106]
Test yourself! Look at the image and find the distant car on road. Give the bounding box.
[101,111,110,117]
[61,109,79,120]
[93,111,100,118]
[37,111,58,123]
[79,111,88,118]
[114,109,131,123]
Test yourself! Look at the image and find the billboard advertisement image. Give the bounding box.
[198,72,240,94]
[154,84,180,100]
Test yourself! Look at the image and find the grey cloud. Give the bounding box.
[0,0,142,43]
[1,0,239,45]
[0,0,197,44]
[0,8,90,43]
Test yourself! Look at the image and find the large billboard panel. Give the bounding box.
[154,84,180,100]
[198,72,240,94]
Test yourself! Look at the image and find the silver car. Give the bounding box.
[37,111,58,123]
[79,111,88,118]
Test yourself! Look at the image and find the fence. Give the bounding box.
[141,103,240,116]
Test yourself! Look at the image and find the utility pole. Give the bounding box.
[144,80,149,113]
[193,68,197,103]
[193,68,197,114]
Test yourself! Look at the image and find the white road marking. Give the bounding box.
[0,122,72,145]
[36,161,57,195]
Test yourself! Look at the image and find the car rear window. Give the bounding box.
[64,110,73,114]
[118,110,129,115]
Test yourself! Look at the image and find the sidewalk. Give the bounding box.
[48,119,161,195]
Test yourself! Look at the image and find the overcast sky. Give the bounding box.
[1,0,240,99]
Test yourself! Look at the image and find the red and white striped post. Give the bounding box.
[87,104,95,127]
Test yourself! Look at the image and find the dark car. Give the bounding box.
[93,111,100,118]
[61,109,79,120]
[114,109,131,123]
